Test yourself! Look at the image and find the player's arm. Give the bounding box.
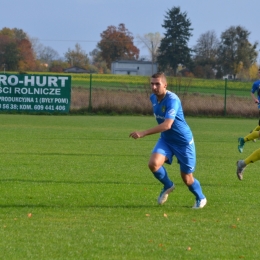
[251,92,259,103]
[129,118,174,139]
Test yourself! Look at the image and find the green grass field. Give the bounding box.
[0,115,260,259]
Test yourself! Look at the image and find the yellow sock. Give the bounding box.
[253,125,260,131]
[244,148,260,165]
[244,131,259,142]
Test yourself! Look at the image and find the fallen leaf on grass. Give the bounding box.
[27,213,32,218]
[163,213,168,218]
[145,214,150,217]
[187,247,191,251]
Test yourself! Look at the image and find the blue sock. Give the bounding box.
[188,178,205,200]
[153,166,173,188]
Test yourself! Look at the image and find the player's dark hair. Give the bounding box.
[151,72,167,83]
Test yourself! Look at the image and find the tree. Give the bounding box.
[1,40,20,71]
[236,62,259,80]
[157,6,193,75]
[0,27,17,38]
[249,63,260,80]
[64,43,89,68]
[193,31,220,78]
[0,27,36,71]
[136,32,162,62]
[98,23,139,68]
[38,46,59,66]
[13,28,27,41]
[30,38,60,67]
[218,26,258,78]
[49,60,70,73]
[0,34,20,71]
[17,38,36,71]
[89,48,110,73]
[193,30,219,66]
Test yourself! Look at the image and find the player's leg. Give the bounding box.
[251,107,260,141]
[238,131,260,153]
[252,125,260,131]
[149,139,174,205]
[148,152,172,188]
[252,109,260,131]
[174,140,206,209]
[244,131,260,141]
[181,172,207,209]
[236,148,260,180]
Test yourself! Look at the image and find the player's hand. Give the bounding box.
[255,100,259,104]
[129,131,144,139]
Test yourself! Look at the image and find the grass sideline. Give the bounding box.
[0,115,260,259]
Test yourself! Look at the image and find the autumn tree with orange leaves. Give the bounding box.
[0,27,36,71]
[98,23,139,68]
[18,38,37,71]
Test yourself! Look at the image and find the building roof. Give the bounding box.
[63,66,89,73]
[112,60,155,64]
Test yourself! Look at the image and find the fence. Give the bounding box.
[70,74,257,118]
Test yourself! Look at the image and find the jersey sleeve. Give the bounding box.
[251,83,256,93]
[251,81,260,93]
[164,97,179,120]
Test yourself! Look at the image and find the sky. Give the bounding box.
[2,0,260,62]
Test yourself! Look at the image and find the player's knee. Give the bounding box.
[181,173,194,186]
[148,161,159,172]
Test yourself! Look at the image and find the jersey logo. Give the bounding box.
[161,106,166,113]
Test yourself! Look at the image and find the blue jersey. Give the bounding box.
[251,80,260,101]
[150,90,193,145]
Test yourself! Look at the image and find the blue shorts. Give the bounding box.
[152,137,196,174]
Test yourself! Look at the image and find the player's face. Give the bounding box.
[150,77,167,97]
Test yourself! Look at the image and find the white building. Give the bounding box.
[223,74,234,80]
[111,60,158,76]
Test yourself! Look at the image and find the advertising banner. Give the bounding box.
[0,74,71,113]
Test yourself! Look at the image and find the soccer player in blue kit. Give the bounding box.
[129,72,207,208]
[250,69,260,130]
[238,69,260,151]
